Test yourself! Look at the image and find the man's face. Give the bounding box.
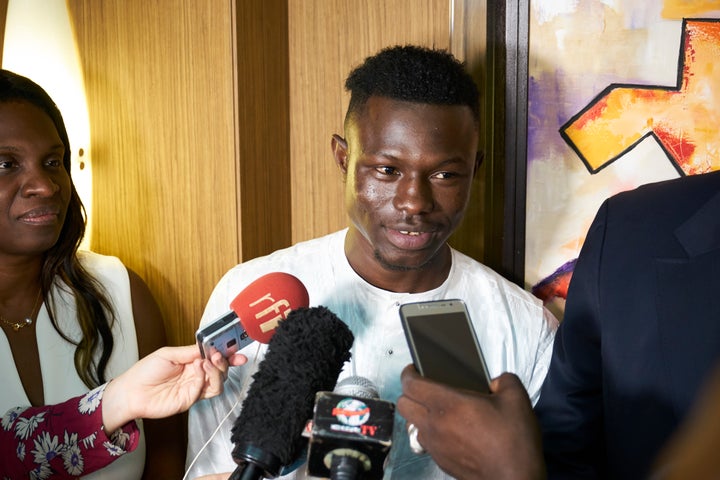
[334,96,479,277]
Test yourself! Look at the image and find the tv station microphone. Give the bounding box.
[196,272,309,358]
[307,376,395,480]
[228,306,354,480]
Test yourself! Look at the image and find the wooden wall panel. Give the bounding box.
[234,0,291,261]
[68,1,238,346]
[450,0,488,260]
[0,0,7,62]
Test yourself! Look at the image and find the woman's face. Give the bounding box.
[0,101,71,258]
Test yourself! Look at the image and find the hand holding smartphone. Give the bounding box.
[400,299,491,393]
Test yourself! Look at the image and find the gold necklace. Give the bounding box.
[0,290,42,332]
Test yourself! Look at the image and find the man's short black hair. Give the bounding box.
[344,44,480,124]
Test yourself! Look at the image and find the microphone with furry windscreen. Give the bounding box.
[228,306,354,480]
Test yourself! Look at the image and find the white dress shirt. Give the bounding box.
[185,229,557,479]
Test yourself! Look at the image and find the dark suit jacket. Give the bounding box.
[535,170,720,479]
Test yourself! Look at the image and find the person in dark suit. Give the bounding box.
[535,169,720,479]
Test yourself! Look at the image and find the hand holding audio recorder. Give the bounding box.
[195,272,309,359]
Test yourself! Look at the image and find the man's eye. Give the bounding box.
[433,171,457,180]
[376,166,398,176]
[0,158,15,169]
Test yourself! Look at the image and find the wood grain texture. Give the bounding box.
[68,1,238,346]
[449,0,487,260]
[235,0,292,260]
[0,0,7,63]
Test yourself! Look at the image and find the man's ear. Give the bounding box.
[473,150,484,177]
[332,134,350,175]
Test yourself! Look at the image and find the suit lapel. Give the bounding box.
[674,189,720,258]
[654,189,720,417]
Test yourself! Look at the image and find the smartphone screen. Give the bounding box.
[400,299,491,393]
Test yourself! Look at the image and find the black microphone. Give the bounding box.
[228,306,354,480]
[307,376,395,480]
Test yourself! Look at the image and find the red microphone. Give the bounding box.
[196,272,309,358]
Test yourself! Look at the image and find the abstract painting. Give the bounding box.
[524,1,720,318]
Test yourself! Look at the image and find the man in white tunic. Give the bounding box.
[185,45,558,480]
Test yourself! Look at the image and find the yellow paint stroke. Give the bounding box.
[663,0,720,18]
[563,20,720,175]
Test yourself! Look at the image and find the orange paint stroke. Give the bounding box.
[561,19,720,175]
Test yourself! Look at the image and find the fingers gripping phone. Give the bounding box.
[400,299,491,393]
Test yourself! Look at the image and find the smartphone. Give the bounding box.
[399,299,491,393]
[195,311,250,359]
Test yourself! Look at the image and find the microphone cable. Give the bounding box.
[182,343,263,480]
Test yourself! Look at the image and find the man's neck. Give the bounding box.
[343,231,452,293]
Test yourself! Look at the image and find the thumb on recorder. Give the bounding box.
[397,365,546,480]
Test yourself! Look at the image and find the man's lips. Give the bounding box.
[386,228,435,249]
